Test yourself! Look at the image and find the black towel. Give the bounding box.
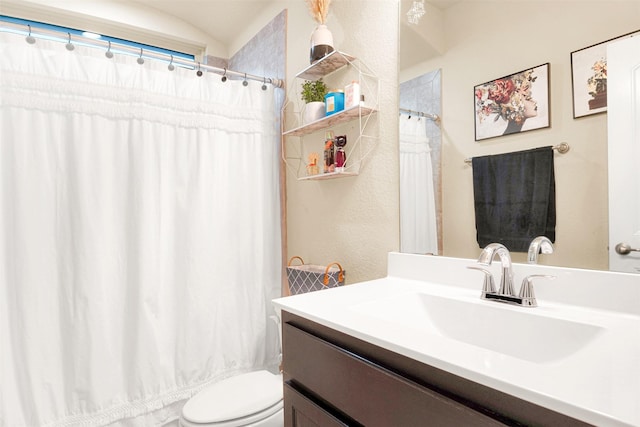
[472,146,555,252]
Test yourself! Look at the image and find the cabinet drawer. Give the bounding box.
[284,382,350,427]
[283,322,505,427]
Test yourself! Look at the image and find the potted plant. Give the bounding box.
[301,78,328,124]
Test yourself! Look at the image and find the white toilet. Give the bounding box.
[179,369,283,427]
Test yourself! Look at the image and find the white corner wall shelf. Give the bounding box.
[282,51,379,181]
[297,171,359,181]
[283,104,377,137]
[296,51,356,81]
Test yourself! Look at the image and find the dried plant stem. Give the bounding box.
[306,0,332,25]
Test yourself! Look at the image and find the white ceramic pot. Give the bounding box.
[303,101,326,124]
[310,24,334,63]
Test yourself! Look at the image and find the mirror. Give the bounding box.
[398,0,639,271]
[398,0,446,256]
[399,70,442,255]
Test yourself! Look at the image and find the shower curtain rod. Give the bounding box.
[463,142,571,164]
[399,108,440,122]
[0,22,285,89]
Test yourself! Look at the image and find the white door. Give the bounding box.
[608,35,640,273]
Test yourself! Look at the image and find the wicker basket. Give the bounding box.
[286,256,345,295]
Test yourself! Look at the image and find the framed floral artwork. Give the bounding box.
[571,30,640,119]
[474,63,550,141]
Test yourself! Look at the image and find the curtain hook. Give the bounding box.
[242,73,248,86]
[261,77,267,91]
[105,40,114,59]
[221,68,227,82]
[196,62,203,77]
[25,24,36,44]
[167,55,175,71]
[65,33,75,51]
[137,48,144,65]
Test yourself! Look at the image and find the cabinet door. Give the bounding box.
[284,383,351,427]
[283,323,505,427]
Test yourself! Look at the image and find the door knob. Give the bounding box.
[615,243,640,255]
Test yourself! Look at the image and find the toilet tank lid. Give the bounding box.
[182,370,283,423]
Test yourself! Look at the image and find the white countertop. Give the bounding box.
[273,253,640,427]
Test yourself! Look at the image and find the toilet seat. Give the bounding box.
[181,370,283,427]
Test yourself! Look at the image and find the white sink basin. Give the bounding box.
[350,292,604,363]
[274,253,640,427]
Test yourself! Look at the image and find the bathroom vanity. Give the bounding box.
[273,252,640,427]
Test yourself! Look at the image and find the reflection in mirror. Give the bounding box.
[399,70,442,254]
[398,1,640,272]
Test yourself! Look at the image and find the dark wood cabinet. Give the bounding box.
[281,311,593,427]
[284,383,350,427]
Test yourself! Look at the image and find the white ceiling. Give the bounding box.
[400,0,460,69]
[131,0,460,55]
[131,0,279,46]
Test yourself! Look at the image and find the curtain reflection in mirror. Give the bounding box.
[399,69,442,254]
[400,115,438,254]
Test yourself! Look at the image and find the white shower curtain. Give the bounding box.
[399,115,438,254]
[0,32,281,426]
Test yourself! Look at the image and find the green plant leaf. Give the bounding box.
[301,78,328,103]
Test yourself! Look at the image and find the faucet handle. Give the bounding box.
[518,274,555,307]
[467,265,496,297]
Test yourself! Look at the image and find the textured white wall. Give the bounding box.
[284,0,400,285]
[401,1,640,271]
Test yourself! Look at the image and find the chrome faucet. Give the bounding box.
[527,236,554,264]
[468,242,555,307]
[476,243,515,296]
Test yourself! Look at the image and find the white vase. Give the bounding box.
[310,24,334,64]
[303,101,326,124]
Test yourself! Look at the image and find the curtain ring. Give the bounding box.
[167,55,175,71]
[221,68,227,82]
[137,48,144,65]
[261,77,267,91]
[65,33,75,51]
[105,41,114,59]
[196,62,203,77]
[25,24,36,44]
[242,73,248,86]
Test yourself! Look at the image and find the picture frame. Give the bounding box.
[571,30,640,119]
[474,63,550,141]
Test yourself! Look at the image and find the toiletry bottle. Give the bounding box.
[345,81,361,109]
[324,131,335,173]
[325,90,344,116]
[335,135,347,172]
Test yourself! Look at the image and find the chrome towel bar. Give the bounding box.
[464,142,570,165]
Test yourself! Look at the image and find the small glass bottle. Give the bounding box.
[324,131,335,173]
[335,135,347,172]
